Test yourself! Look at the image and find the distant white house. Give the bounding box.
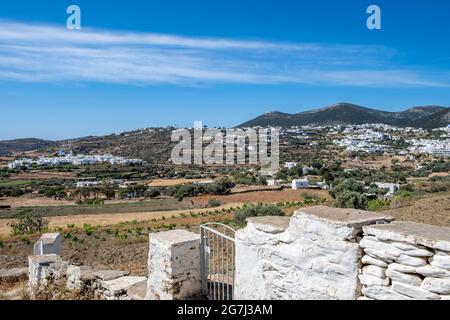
[195,180,214,186]
[292,178,309,190]
[76,181,99,188]
[284,162,297,169]
[316,181,330,190]
[302,166,314,175]
[374,182,400,197]
[267,179,283,187]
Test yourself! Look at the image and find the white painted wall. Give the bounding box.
[146,230,202,300]
[234,206,393,300]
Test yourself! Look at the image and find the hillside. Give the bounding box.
[0,138,56,156]
[411,108,450,129]
[0,104,447,159]
[238,103,448,128]
[0,129,176,162]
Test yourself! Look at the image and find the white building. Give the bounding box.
[76,181,99,188]
[284,162,298,169]
[267,179,283,187]
[374,183,400,197]
[316,181,330,190]
[8,154,144,169]
[292,178,309,190]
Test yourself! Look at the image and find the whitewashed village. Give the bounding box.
[1,118,449,301]
[0,0,449,307]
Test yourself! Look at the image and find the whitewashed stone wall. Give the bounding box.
[28,254,68,290]
[359,221,450,300]
[28,234,147,300]
[146,230,202,300]
[33,233,61,256]
[29,256,146,300]
[234,206,393,300]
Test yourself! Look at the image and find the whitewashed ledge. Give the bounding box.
[363,222,450,252]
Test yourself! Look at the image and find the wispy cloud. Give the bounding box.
[0,20,448,87]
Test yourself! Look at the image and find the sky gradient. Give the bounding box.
[0,0,449,140]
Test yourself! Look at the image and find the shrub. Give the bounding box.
[234,204,284,226]
[207,198,222,208]
[20,236,31,245]
[302,192,319,201]
[81,198,104,205]
[206,178,235,195]
[0,239,4,250]
[332,179,368,210]
[9,209,48,236]
[173,184,204,201]
[145,188,161,198]
[83,224,94,236]
[63,230,74,239]
[334,191,368,210]
[100,181,116,199]
[367,199,391,211]
[396,190,412,198]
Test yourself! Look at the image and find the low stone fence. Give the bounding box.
[234,206,450,300]
[26,229,201,300]
[234,206,393,300]
[24,205,450,300]
[359,222,450,300]
[28,254,147,300]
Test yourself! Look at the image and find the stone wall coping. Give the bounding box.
[0,267,28,279]
[28,254,62,265]
[39,233,60,244]
[295,206,394,228]
[93,270,130,281]
[363,221,450,252]
[247,216,291,233]
[150,229,200,245]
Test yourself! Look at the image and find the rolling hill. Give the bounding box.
[0,103,448,158]
[238,103,448,128]
[411,108,450,129]
[0,138,56,156]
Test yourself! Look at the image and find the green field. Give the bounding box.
[0,198,193,219]
[0,180,33,187]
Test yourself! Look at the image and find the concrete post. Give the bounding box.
[33,233,61,256]
[146,230,202,300]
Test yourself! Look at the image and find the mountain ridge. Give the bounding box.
[238,103,449,128]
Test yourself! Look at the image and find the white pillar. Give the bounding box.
[146,230,202,300]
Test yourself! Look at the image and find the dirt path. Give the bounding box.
[0,203,245,238]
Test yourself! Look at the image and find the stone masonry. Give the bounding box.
[146,229,202,300]
[359,221,450,300]
[33,233,61,256]
[234,206,393,300]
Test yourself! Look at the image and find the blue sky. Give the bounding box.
[0,0,449,140]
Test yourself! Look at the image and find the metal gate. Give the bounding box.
[200,223,236,300]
